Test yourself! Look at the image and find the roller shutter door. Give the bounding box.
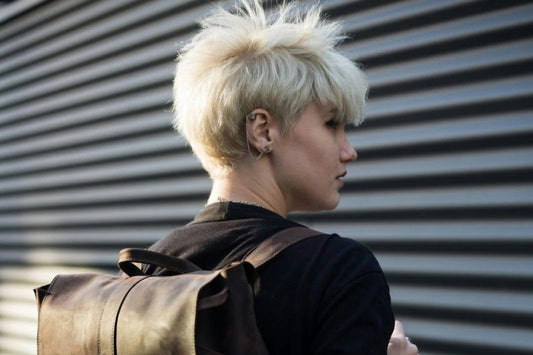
[0,1,532,354]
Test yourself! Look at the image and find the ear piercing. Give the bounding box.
[245,112,272,160]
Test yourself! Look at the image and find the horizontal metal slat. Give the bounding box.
[0,249,119,267]
[0,34,178,102]
[0,227,173,247]
[346,147,533,181]
[0,111,172,161]
[0,3,209,98]
[339,0,465,34]
[304,0,353,10]
[1,64,172,125]
[0,0,137,58]
[0,38,174,110]
[0,0,65,42]
[0,283,36,302]
[0,0,198,75]
[0,266,103,284]
[0,335,36,355]
[367,38,533,87]
[366,75,533,119]
[0,300,35,320]
[313,220,533,243]
[0,154,201,194]
[352,110,533,150]
[337,184,533,211]
[0,176,211,212]
[0,319,35,341]
[378,254,533,278]
[0,86,170,143]
[0,132,180,178]
[0,0,134,57]
[0,201,204,228]
[391,285,533,316]
[345,3,533,61]
[400,317,533,353]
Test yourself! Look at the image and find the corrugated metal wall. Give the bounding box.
[1,0,532,354]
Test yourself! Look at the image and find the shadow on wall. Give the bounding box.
[0,244,108,354]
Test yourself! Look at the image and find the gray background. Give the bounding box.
[1,0,532,354]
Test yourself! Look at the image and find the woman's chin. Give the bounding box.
[324,197,341,211]
[293,196,340,213]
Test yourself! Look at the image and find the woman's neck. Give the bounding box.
[207,168,288,217]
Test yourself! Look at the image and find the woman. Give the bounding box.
[148,0,419,354]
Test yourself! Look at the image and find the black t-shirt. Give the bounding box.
[145,202,395,354]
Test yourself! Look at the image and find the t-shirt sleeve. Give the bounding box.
[308,236,395,355]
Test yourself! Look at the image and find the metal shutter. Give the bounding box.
[1,1,532,354]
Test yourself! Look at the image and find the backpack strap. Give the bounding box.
[118,248,201,276]
[244,226,324,269]
[118,227,324,276]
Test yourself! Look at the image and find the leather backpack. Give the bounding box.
[34,227,322,354]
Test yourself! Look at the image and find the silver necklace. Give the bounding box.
[215,197,265,209]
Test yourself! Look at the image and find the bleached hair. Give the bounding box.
[172,0,367,177]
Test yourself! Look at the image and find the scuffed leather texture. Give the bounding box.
[34,227,321,355]
[36,268,256,354]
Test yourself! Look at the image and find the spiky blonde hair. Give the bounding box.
[172,0,367,177]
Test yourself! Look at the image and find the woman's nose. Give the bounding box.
[340,136,357,162]
[341,145,357,162]
[339,128,357,162]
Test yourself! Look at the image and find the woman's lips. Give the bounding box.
[336,171,347,187]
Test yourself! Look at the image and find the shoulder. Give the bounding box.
[254,228,394,352]
[285,230,384,276]
[260,228,387,295]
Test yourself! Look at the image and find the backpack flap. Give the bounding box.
[35,270,221,355]
[34,262,266,354]
[114,271,221,355]
[36,273,149,354]
[195,261,268,355]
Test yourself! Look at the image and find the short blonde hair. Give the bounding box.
[172,0,367,177]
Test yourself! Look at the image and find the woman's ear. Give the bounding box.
[246,108,275,155]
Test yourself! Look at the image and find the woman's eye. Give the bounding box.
[326,119,339,129]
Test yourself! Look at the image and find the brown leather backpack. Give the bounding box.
[34,227,322,354]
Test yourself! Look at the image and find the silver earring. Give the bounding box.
[247,113,257,120]
[263,145,271,153]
